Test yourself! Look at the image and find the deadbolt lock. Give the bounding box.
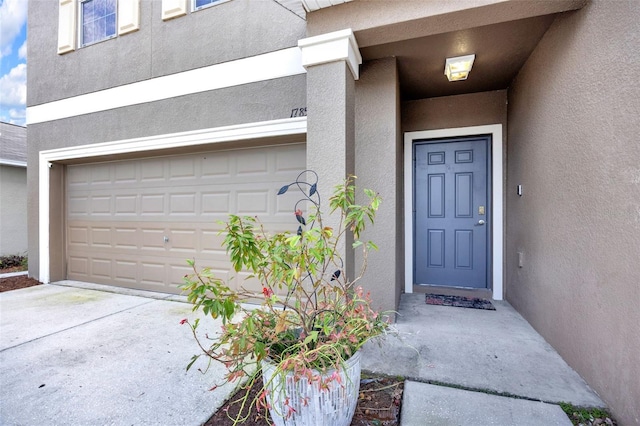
[478,205,485,215]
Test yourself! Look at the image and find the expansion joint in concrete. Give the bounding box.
[0,298,157,353]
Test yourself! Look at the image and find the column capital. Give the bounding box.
[298,29,362,80]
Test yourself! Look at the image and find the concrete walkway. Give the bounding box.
[1,283,605,425]
[0,282,238,426]
[361,293,605,425]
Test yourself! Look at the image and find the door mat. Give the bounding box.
[425,294,496,310]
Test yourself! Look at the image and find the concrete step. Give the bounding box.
[401,381,572,425]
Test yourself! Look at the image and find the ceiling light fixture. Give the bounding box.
[444,54,475,82]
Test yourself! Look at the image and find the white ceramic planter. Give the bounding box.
[261,351,361,426]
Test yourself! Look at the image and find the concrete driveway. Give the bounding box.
[0,282,236,426]
[1,281,606,425]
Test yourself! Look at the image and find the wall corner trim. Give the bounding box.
[298,29,362,80]
[38,157,51,284]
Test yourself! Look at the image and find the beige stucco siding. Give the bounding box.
[506,2,640,425]
[402,90,507,134]
[25,1,639,422]
[403,91,508,298]
[355,58,402,314]
[27,73,307,282]
[28,0,306,105]
[0,165,28,256]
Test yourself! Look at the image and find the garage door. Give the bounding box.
[66,143,306,294]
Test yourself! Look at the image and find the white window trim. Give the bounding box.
[78,0,118,48]
[58,0,139,54]
[58,0,78,54]
[403,124,504,300]
[38,117,307,284]
[162,0,187,20]
[118,0,140,35]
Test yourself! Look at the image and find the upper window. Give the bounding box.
[193,0,226,11]
[80,0,117,47]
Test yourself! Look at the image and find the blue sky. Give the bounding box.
[0,0,28,126]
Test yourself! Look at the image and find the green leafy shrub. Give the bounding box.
[0,254,27,270]
[181,173,390,424]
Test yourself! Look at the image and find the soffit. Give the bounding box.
[360,14,557,100]
[306,0,586,43]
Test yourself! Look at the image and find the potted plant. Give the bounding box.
[181,171,389,425]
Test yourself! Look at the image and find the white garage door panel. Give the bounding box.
[67,144,306,294]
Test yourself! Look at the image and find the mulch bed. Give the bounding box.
[0,274,42,292]
[0,265,26,274]
[205,373,404,426]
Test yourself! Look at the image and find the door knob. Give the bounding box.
[475,220,486,226]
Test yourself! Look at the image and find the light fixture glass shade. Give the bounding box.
[444,54,475,82]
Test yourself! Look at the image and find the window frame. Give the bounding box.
[78,0,118,48]
[191,0,231,12]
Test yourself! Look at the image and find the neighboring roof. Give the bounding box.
[0,122,27,167]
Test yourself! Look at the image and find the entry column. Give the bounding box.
[298,29,362,274]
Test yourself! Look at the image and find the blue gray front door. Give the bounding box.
[414,136,491,288]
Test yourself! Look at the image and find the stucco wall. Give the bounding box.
[355,58,402,314]
[27,75,307,151]
[27,0,308,281]
[26,74,307,281]
[27,0,305,105]
[402,90,507,134]
[0,165,28,256]
[402,91,508,297]
[506,2,640,424]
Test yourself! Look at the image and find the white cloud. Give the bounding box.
[9,108,25,120]
[0,0,28,59]
[0,62,26,106]
[3,108,26,125]
[18,40,26,59]
[0,108,25,126]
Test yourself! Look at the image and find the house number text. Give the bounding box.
[290,107,307,118]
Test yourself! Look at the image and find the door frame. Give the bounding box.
[404,124,503,300]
